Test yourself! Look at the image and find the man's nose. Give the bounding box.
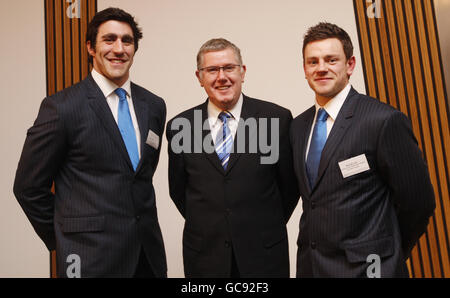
[112,40,125,54]
[317,60,327,72]
[216,68,227,80]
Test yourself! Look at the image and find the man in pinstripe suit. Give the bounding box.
[290,22,435,277]
[13,8,167,277]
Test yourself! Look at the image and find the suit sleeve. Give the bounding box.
[277,110,300,222]
[13,96,67,251]
[166,120,186,217]
[377,111,435,258]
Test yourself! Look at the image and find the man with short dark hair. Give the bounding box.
[166,38,299,278]
[290,22,435,277]
[14,7,167,278]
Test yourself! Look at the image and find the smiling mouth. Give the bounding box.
[216,86,231,90]
[108,58,127,64]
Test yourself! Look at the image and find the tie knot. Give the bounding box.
[218,111,232,123]
[317,108,328,122]
[115,88,127,101]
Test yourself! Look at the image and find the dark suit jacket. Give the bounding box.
[13,74,167,277]
[290,88,435,277]
[166,95,299,277]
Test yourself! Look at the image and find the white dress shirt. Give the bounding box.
[208,94,243,145]
[305,83,351,160]
[91,69,141,158]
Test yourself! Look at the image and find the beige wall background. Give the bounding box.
[1,0,365,277]
[0,0,49,277]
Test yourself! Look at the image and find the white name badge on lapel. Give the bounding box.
[146,129,160,150]
[338,154,370,178]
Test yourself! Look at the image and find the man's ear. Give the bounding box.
[240,65,246,83]
[87,41,95,57]
[195,70,204,87]
[346,56,356,77]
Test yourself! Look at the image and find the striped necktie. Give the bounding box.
[115,88,139,171]
[215,111,233,170]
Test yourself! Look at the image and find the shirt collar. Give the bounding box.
[315,83,351,121]
[91,69,132,98]
[208,93,243,125]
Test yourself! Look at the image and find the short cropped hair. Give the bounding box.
[196,38,243,69]
[302,22,353,60]
[86,7,143,63]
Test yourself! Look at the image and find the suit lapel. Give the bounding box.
[130,83,149,173]
[225,95,258,174]
[312,88,359,191]
[86,75,134,170]
[198,101,225,174]
[297,107,315,195]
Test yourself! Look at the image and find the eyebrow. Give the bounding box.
[101,33,134,41]
[306,54,339,60]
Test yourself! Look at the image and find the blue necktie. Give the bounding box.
[306,108,329,188]
[215,111,233,170]
[115,88,139,171]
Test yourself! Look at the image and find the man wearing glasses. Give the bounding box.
[166,38,299,277]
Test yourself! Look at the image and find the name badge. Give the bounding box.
[338,154,370,178]
[146,129,160,150]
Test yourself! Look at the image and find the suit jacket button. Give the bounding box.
[311,242,316,249]
[135,215,140,221]
[225,241,231,248]
[311,202,316,209]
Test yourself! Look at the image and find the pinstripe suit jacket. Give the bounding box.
[290,88,435,277]
[166,95,300,277]
[14,74,167,277]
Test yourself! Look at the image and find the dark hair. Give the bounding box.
[86,7,143,63]
[302,22,353,60]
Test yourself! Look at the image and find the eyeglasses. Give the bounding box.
[198,64,241,75]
